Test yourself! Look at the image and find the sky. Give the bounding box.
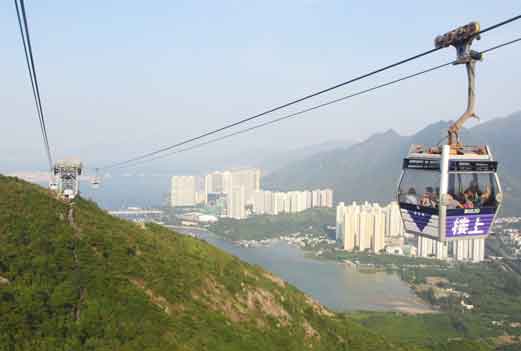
[1,1,520,174]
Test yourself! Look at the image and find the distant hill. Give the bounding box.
[0,175,428,350]
[264,111,521,216]
[258,139,354,173]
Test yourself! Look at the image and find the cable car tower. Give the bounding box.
[52,159,83,200]
[398,22,503,241]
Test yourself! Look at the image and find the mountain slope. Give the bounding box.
[259,139,354,174]
[466,113,521,213]
[264,112,521,215]
[0,175,426,350]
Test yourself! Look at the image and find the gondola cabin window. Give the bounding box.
[444,165,500,239]
[398,165,441,239]
[398,169,440,208]
[447,172,499,209]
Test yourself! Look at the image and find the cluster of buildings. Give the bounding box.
[335,201,487,262]
[251,189,333,216]
[170,169,261,219]
[171,169,333,220]
[204,169,262,219]
[336,201,404,253]
[416,237,485,262]
[489,216,521,257]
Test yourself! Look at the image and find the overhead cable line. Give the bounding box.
[477,14,521,35]
[103,14,521,170]
[107,36,521,170]
[14,0,53,170]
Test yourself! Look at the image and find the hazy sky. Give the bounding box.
[1,1,520,173]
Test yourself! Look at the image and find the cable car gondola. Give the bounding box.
[397,22,503,241]
[49,176,58,191]
[53,159,83,200]
[91,168,101,189]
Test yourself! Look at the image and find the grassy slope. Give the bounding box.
[0,175,426,351]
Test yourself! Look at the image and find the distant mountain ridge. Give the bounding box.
[259,139,354,174]
[264,111,521,216]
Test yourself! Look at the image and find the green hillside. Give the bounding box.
[209,208,335,241]
[0,175,436,350]
[264,112,521,216]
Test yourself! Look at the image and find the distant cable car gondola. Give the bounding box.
[53,159,83,200]
[49,176,58,191]
[91,168,101,189]
[397,22,503,241]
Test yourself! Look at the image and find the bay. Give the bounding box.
[175,227,433,314]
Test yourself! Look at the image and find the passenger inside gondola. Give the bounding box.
[447,193,464,209]
[405,187,418,204]
[398,169,440,208]
[398,169,500,210]
[444,173,500,209]
[480,185,496,207]
[420,186,437,208]
[462,189,475,208]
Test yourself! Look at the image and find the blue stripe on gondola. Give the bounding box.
[399,202,439,215]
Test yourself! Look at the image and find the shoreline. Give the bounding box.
[169,226,436,315]
[164,224,210,232]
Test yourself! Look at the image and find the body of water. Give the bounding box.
[81,175,171,209]
[36,175,171,210]
[175,227,432,314]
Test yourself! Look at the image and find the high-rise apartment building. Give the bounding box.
[453,239,484,262]
[304,190,313,212]
[252,190,266,215]
[417,236,484,262]
[204,168,260,207]
[252,190,276,215]
[336,202,345,242]
[322,189,333,208]
[417,237,485,262]
[273,192,287,215]
[311,189,334,208]
[288,191,308,213]
[252,189,320,216]
[337,201,400,254]
[228,186,246,219]
[205,171,225,195]
[357,203,374,251]
[343,204,359,251]
[372,206,385,253]
[171,176,196,207]
[384,201,404,237]
[312,191,320,208]
[195,191,206,205]
[264,190,273,214]
[230,169,260,204]
[417,236,448,259]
